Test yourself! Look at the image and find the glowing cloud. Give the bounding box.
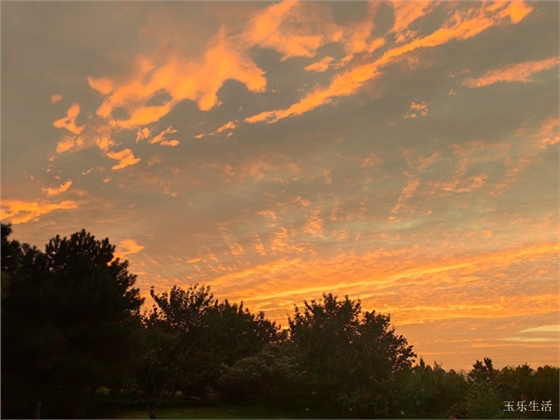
[136,127,151,143]
[55,135,84,154]
[245,1,341,61]
[391,178,420,214]
[246,1,532,125]
[438,175,488,193]
[159,140,179,147]
[209,121,237,136]
[53,103,84,134]
[149,126,178,144]
[50,94,63,104]
[304,56,334,72]
[1,200,78,224]
[463,56,559,88]
[115,238,145,259]
[361,153,383,168]
[404,101,429,118]
[105,149,141,170]
[245,61,383,123]
[42,180,72,197]
[96,133,116,152]
[391,1,436,43]
[89,25,266,131]
[534,118,560,150]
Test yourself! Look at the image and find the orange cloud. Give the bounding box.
[42,180,72,197]
[391,1,436,43]
[206,240,558,325]
[534,118,560,150]
[211,121,237,136]
[246,61,383,123]
[502,0,533,24]
[463,56,559,88]
[303,210,323,236]
[246,1,531,125]
[159,140,179,147]
[391,178,420,213]
[404,101,429,118]
[149,126,178,144]
[1,199,78,224]
[114,238,145,259]
[437,174,488,193]
[89,25,266,131]
[245,1,341,61]
[96,133,116,152]
[304,56,334,72]
[105,148,141,170]
[136,127,151,143]
[55,135,84,154]
[53,103,84,134]
[361,152,383,168]
[50,94,63,104]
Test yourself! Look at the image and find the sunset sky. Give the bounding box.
[2,1,558,371]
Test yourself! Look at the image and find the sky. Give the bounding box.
[1,0,558,372]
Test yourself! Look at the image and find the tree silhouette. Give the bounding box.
[286,293,416,418]
[1,228,143,418]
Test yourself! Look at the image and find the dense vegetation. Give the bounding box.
[2,225,558,419]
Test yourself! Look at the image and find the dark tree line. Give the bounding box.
[2,224,558,419]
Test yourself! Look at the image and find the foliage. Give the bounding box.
[117,284,286,418]
[392,359,469,418]
[220,293,417,418]
[1,226,144,418]
[218,342,306,409]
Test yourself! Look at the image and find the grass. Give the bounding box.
[85,400,291,419]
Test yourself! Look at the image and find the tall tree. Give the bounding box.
[288,293,416,418]
[1,228,144,418]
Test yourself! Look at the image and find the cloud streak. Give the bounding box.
[115,238,145,259]
[105,149,141,170]
[463,56,559,88]
[1,200,78,224]
[42,180,72,196]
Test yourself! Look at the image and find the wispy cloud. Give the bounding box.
[42,180,72,196]
[88,26,266,130]
[463,56,559,88]
[1,200,78,224]
[534,118,560,150]
[209,121,237,136]
[304,56,334,73]
[149,126,178,145]
[50,94,63,104]
[53,103,84,134]
[115,238,145,259]
[105,149,141,170]
[55,135,84,154]
[245,1,533,125]
[244,1,341,61]
[391,178,420,214]
[404,101,429,119]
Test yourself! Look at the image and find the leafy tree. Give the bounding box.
[1,228,144,418]
[393,359,469,418]
[120,284,285,417]
[468,357,497,384]
[287,293,416,418]
[218,342,305,410]
[1,223,21,308]
[494,364,559,419]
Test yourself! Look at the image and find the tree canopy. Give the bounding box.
[1,225,144,419]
